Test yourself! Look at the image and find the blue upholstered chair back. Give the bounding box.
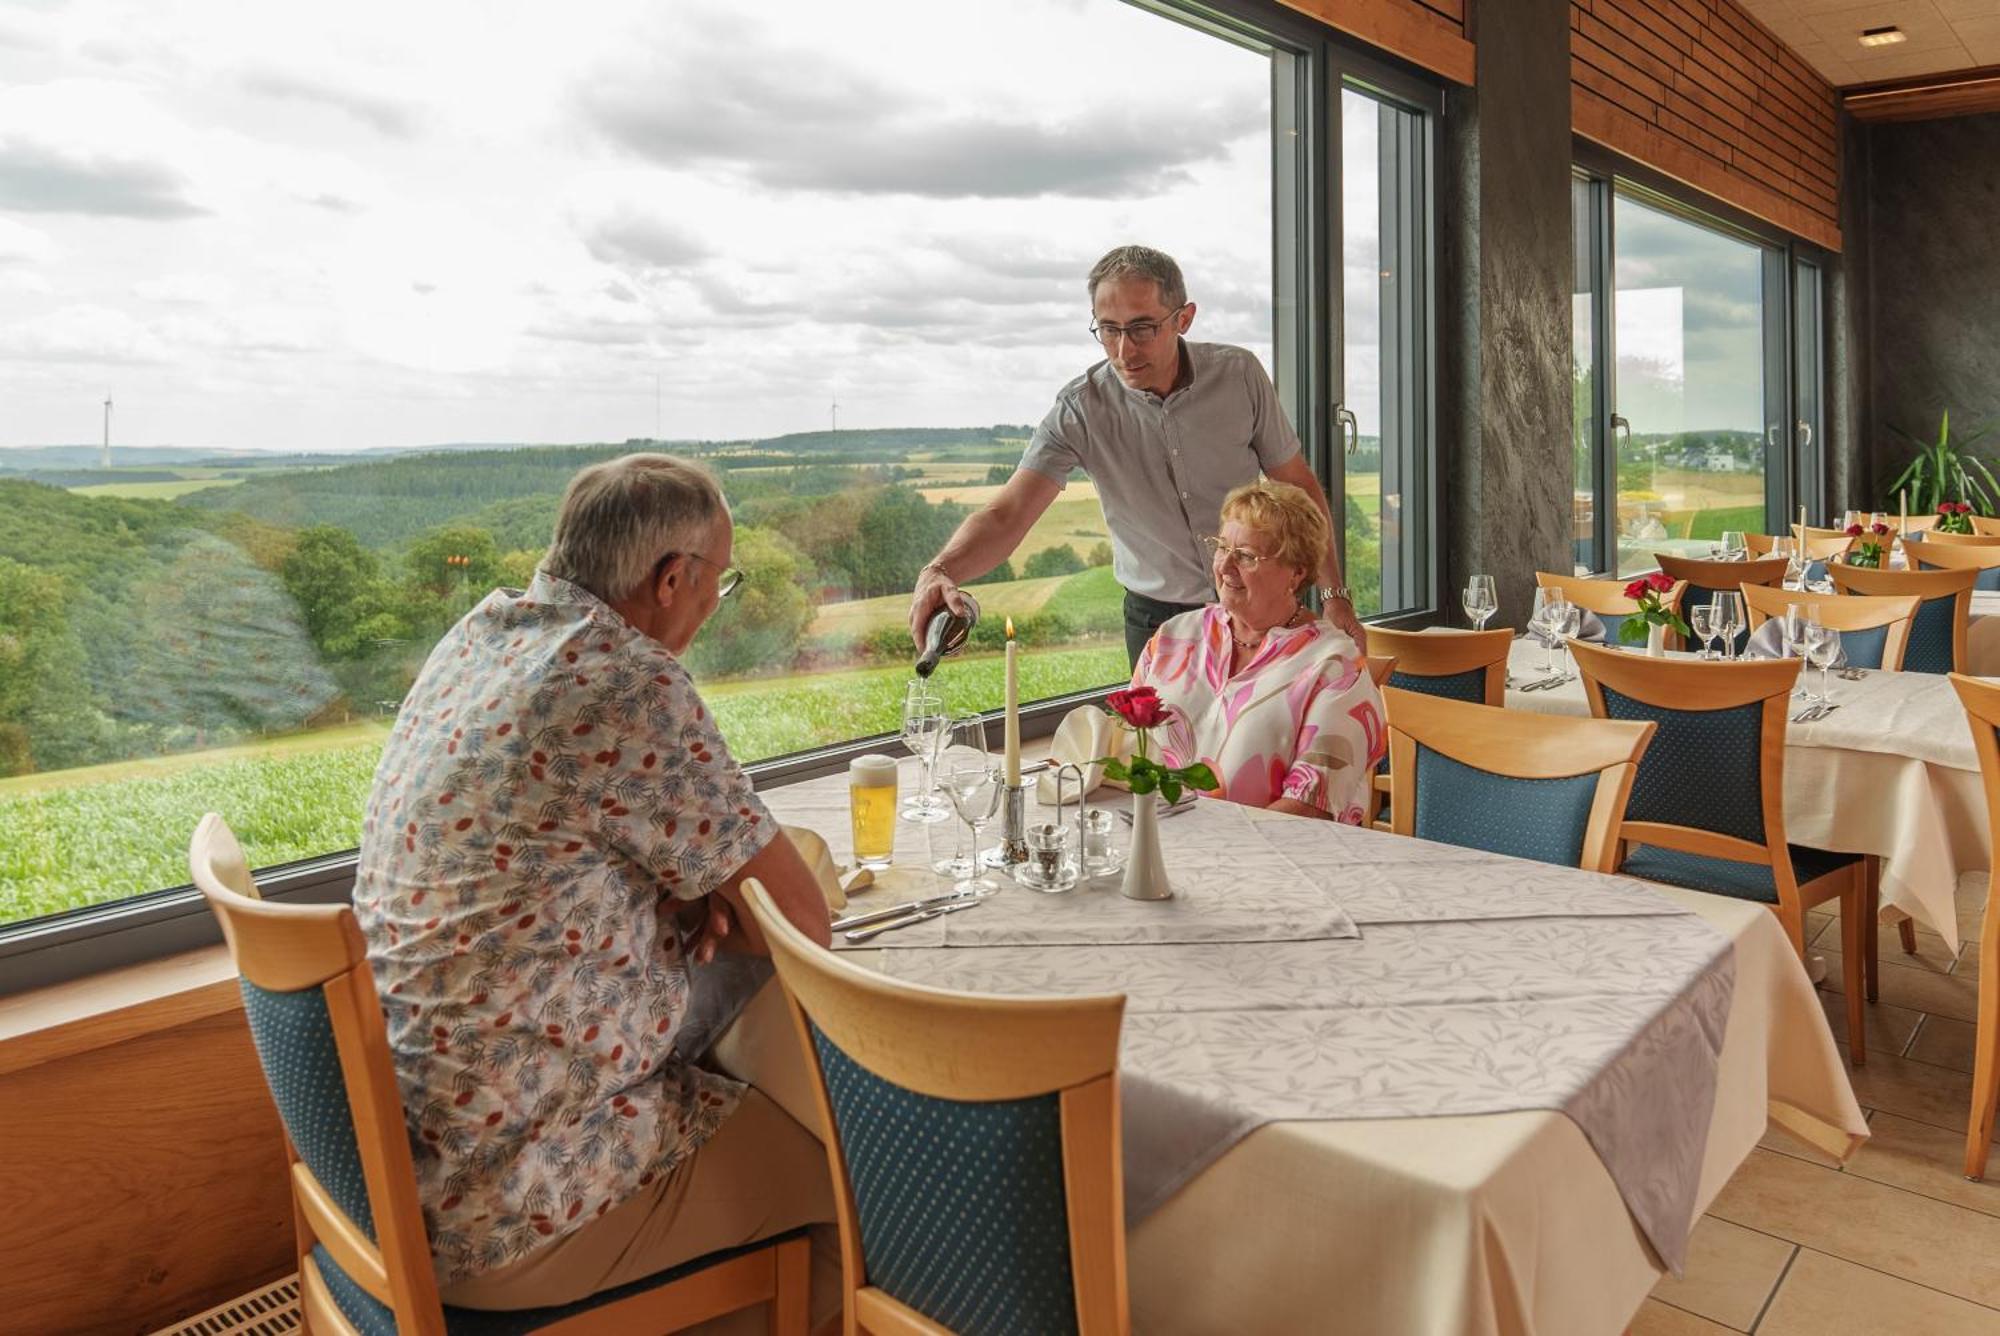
[239,978,379,1240]
[1902,596,1958,674]
[1600,686,1769,846]
[1838,622,1893,670]
[811,1027,1080,1336]
[1387,666,1486,703]
[1596,609,1635,646]
[1411,744,1601,867]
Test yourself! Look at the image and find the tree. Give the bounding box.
[281,526,381,657]
[683,526,816,676]
[966,559,1016,586]
[403,523,505,599]
[1024,544,1085,578]
[985,464,1014,485]
[0,557,95,775]
[1086,541,1113,567]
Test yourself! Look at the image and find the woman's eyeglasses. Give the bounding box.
[1201,535,1273,573]
[656,551,743,597]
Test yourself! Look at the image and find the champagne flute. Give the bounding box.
[1530,587,1568,674]
[899,680,952,823]
[1689,603,1717,660]
[935,715,1002,893]
[1711,590,1745,660]
[1805,623,1842,707]
[1463,574,1498,630]
[1720,530,1747,561]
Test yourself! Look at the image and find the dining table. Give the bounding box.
[1505,636,1990,953]
[713,756,1867,1336]
[1966,589,2000,675]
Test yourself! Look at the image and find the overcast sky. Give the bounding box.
[0,0,1284,452]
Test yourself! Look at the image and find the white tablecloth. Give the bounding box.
[1506,638,1989,950]
[723,764,1865,1336]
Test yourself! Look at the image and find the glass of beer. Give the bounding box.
[848,754,899,870]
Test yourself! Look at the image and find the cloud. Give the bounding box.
[0,80,207,219]
[135,273,234,305]
[239,68,421,138]
[579,208,708,270]
[0,303,166,363]
[0,218,54,266]
[575,20,1262,200]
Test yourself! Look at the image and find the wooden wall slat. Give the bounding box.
[1572,0,1842,249]
[1277,0,1474,85]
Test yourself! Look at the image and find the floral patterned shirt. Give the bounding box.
[354,570,774,1282]
[1133,605,1386,823]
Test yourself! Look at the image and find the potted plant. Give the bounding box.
[1619,571,1690,657]
[1844,521,1892,568]
[1937,500,1976,535]
[1886,410,1999,518]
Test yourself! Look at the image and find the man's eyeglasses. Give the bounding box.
[656,550,743,598]
[1089,304,1188,348]
[1201,535,1274,573]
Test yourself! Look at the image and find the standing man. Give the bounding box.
[908,244,1365,666]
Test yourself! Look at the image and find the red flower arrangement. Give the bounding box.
[1617,570,1690,646]
[1099,686,1218,802]
[1844,521,1893,568]
[1938,500,1976,535]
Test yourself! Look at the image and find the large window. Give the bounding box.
[1571,175,1824,576]
[0,0,1449,972]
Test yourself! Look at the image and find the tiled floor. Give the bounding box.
[1633,873,2000,1335]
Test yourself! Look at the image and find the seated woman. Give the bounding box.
[353,454,835,1310]
[1132,480,1386,823]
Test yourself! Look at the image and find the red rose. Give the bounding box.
[1622,578,1649,599]
[1845,523,1864,536]
[1647,571,1675,593]
[1107,686,1167,730]
[1939,502,1956,515]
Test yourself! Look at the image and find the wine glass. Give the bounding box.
[1720,530,1747,561]
[1462,574,1497,630]
[1556,605,1583,679]
[935,715,1003,893]
[1780,603,1809,695]
[899,681,952,823]
[1530,587,1568,674]
[1710,591,1745,660]
[1689,603,1717,660]
[1804,623,1842,707]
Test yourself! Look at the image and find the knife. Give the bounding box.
[830,889,986,934]
[843,896,982,943]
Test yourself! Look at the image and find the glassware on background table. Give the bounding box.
[1689,603,1717,659]
[1557,605,1582,679]
[1773,536,1805,590]
[1530,587,1568,674]
[1781,603,1809,695]
[848,754,899,870]
[899,680,952,823]
[936,715,1003,894]
[1720,530,1747,560]
[1710,591,1745,660]
[1463,574,1497,630]
[1842,509,1863,531]
[1804,623,1842,706]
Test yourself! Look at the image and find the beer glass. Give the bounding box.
[848,754,898,870]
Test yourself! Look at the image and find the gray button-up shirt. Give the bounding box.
[1017,341,1301,604]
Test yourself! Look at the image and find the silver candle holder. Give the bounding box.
[996,780,1029,867]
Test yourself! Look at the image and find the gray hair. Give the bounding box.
[541,453,726,602]
[1086,245,1187,311]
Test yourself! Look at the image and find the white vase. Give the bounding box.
[1119,792,1173,901]
[1646,622,1667,657]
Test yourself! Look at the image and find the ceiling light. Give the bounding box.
[1859,26,1907,47]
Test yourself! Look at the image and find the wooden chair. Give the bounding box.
[1829,564,1978,673]
[1381,687,1654,873]
[742,879,1128,1336]
[1911,537,2000,595]
[1745,531,1856,561]
[1363,628,1509,707]
[1568,643,1876,1063]
[1364,655,1396,824]
[1738,586,1921,672]
[1534,571,1689,648]
[1366,654,1397,687]
[188,814,810,1336]
[1902,513,1942,535]
[1970,514,2000,537]
[1922,529,2000,547]
[1655,554,1789,656]
[1951,674,2000,1180]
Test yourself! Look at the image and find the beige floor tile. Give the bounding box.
[1759,1118,1850,1168]
[1819,951,1981,1022]
[1816,989,1923,1057]
[1907,1015,1981,1074]
[1647,1216,1792,1330]
[1626,1298,1739,1334]
[1877,923,1960,975]
[1833,1041,1996,1141]
[1845,1112,2000,1219]
[1708,1149,2000,1307]
[1757,1248,2000,1335]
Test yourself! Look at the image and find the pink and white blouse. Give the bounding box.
[1132,605,1386,823]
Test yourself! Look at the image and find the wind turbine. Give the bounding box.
[102,394,112,469]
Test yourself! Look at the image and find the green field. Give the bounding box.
[0,643,1128,924]
[68,474,244,500]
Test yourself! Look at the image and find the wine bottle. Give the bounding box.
[914,600,978,677]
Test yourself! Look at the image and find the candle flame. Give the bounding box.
[1005,617,1015,639]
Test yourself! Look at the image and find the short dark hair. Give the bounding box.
[1086,245,1186,311]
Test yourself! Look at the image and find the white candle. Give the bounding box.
[1900,489,1908,537]
[1003,618,1020,785]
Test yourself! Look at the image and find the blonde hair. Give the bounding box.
[540,453,725,602]
[1219,480,1327,586]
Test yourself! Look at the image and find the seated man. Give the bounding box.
[354,453,834,1309]
[1131,480,1386,823]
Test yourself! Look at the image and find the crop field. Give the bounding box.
[0,642,1127,924]
[810,573,1073,639]
[67,472,244,500]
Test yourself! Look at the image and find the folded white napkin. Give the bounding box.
[1035,705,1132,805]
[1743,620,1846,668]
[782,825,848,909]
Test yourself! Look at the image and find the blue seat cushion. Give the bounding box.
[1838,623,1892,670]
[1412,743,1600,868]
[1621,843,1862,904]
[313,1228,812,1336]
[1388,665,1486,704]
[1901,595,1957,674]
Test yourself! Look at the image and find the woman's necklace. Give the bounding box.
[1228,605,1307,654]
